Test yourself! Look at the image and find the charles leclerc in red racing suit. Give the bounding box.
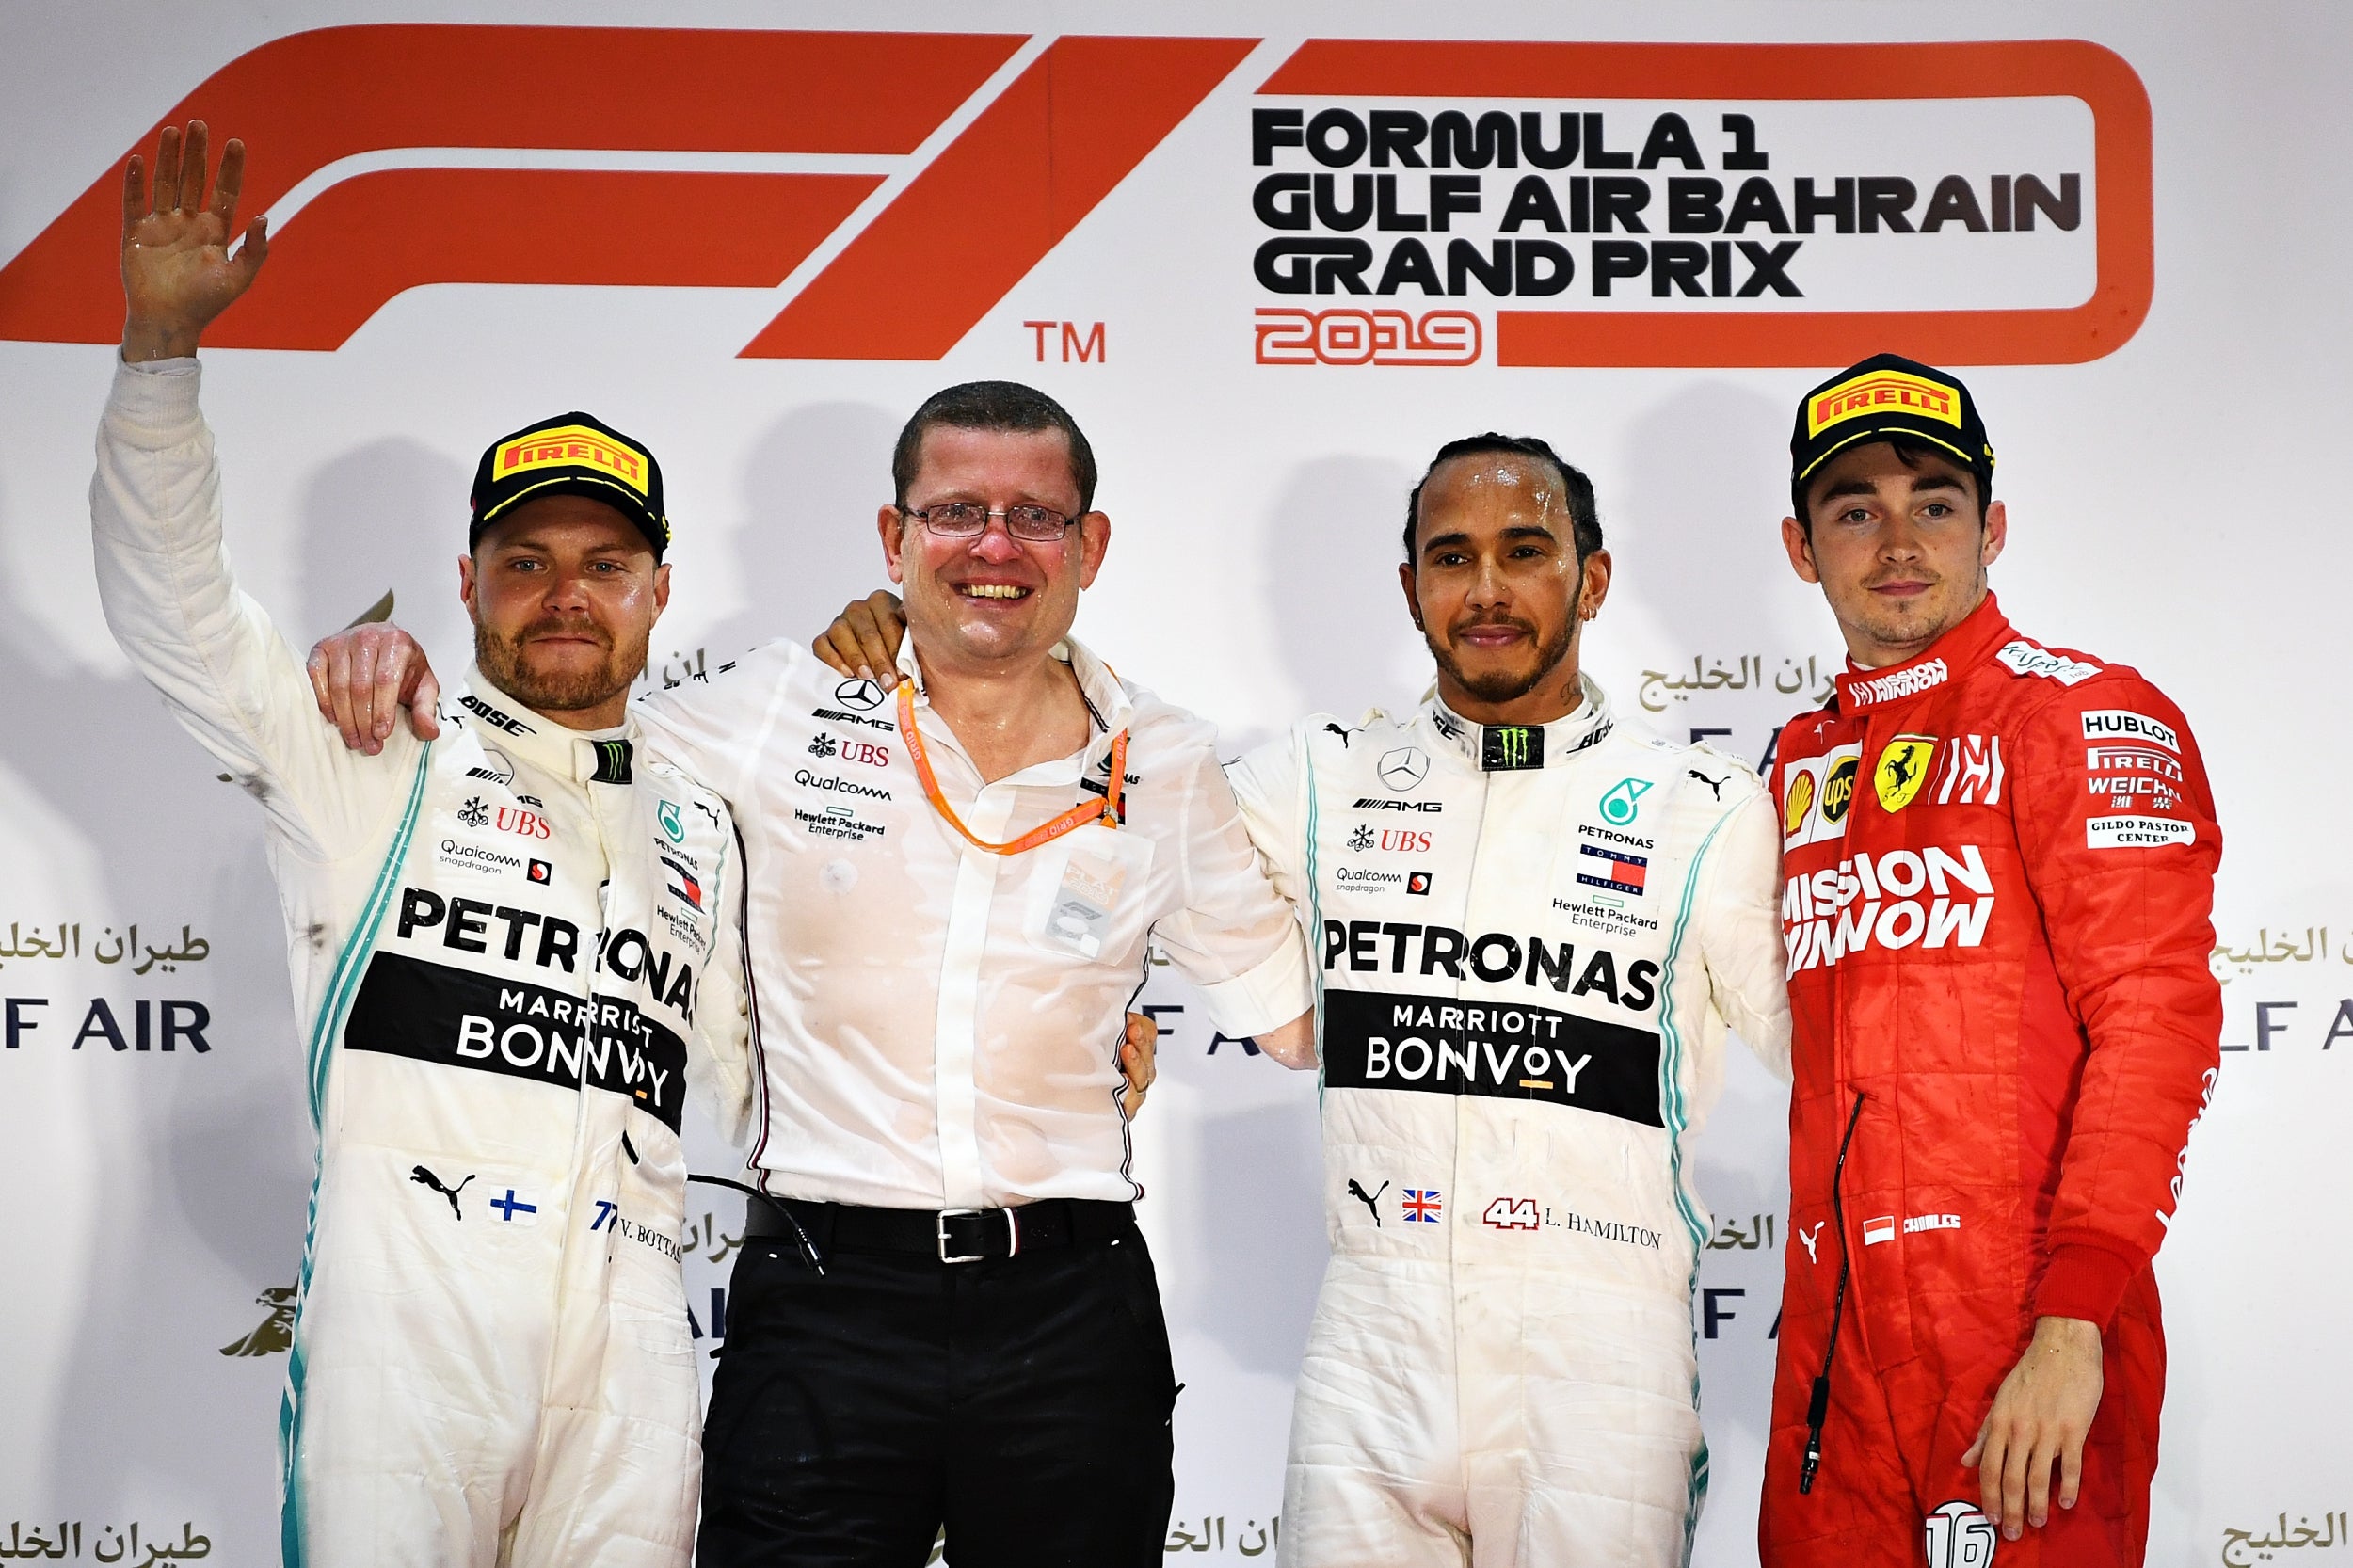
[1760,592,2221,1565]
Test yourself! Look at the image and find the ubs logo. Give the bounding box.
[494,808,552,840]
[1350,824,1431,855]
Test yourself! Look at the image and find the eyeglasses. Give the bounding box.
[899,502,1078,542]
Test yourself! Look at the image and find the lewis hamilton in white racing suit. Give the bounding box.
[1226,437,1790,1567]
[89,123,747,1568]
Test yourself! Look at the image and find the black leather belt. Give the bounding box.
[744,1195,1136,1264]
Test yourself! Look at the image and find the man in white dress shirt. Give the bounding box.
[312,380,1316,1568]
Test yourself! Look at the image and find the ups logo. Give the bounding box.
[1819,756,1859,824]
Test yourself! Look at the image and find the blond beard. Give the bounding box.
[473,618,646,715]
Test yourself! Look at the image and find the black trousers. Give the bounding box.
[697,1223,1179,1568]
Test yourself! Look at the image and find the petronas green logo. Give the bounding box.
[1599,776,1653,825]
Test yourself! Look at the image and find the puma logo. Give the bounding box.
[1324,723,1353,747]
[1347,1178,1389,1225]
[1688,769,1726,799]
[1799,1222,1825,1264]
[410,1164,476,1220]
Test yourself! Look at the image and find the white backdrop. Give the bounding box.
[3,6,2348,1565]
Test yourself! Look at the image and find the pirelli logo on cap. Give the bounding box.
[1806,369,1962,438]
[497,425,651,496]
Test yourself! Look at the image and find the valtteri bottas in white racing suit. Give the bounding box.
[91,360,749,1568]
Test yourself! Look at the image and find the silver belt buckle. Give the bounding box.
[937,1208,985,1265]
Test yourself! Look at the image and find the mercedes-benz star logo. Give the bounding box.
[834,677,887,711]
[1377,746,1430,792]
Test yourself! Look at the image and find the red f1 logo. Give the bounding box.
[0,26,1253,357]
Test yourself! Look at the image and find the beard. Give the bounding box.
[474,614,643,715]
[1426,614,1577,706]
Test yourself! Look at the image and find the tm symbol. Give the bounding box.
[1024,320,1106,363]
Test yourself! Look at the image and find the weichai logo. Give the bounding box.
[0,31,2150,366]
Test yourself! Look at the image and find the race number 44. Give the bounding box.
[1483,1196,1541,1230]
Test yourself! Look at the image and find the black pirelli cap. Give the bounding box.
[1790,353,1994,507]
[469,412,669,557]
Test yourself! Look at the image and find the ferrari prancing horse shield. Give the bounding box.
[1874,735,1938,812]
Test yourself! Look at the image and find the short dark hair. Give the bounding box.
[1793,434,1991,536]
[891,381,1097,515]
[1404,434,1601,564]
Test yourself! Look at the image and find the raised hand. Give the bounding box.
[120,120,269,362]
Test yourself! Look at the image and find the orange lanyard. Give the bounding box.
[896,680,1128,856]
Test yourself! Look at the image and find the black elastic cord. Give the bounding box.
[1801,1091,1867,1496]
[689,1173,824,1277]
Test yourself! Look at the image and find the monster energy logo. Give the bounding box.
[1481,725,1544,771]
[590,738,633,785]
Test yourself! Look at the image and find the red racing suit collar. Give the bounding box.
[1832,591,2013,713]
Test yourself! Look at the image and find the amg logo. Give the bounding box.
[813,706,896,733]
[1321,919,1657,1011]
[1353,797,1443,813]
[458,693,532,735]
